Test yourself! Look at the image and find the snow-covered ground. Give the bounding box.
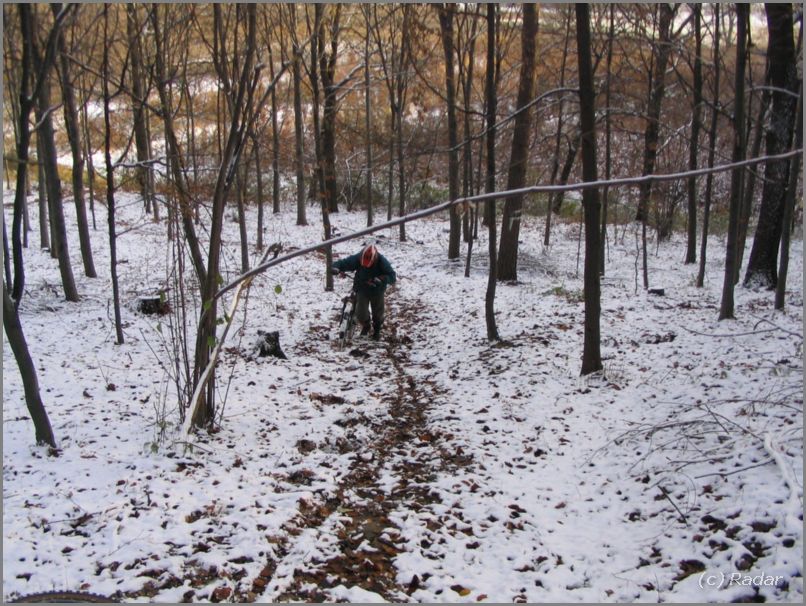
[3,188,803,603]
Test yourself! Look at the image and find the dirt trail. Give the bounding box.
[248,290,469,601]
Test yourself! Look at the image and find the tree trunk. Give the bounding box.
[151,4,207,287]
[363,6,374,227]
[36,140,50,253]
[575,3,602,376]
[269,49,281,215]
[636,3,676,289]
[600,4,615,275]
[311,5,334,292]
[291,40,307,226]
[735,73,771,282]
[544,7,572,248]
[320,5,341,215]
[54,4,96,278]
[696,4,720,288]
[102,4,124,344]
[79,70,97,230]
[127,4,156,220]
[775,83,802,310]
[396,6,410,243]
[719,4,748,320]
[3,281,56,448]
[253,135,265,249]
[744,3,798,289]
[191,4,259,428]
[685,4,703,265]
[549,134,581,214]
[35,75,79,302]
[484,3,499,341]
[497,3,538,282]
[438,4,461,260]
[237,168,249,273]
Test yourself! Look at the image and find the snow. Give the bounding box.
[3,187,803,603]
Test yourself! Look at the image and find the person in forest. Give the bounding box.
[331,244,396,340]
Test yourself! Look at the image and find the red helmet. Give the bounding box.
[360,244,378,268]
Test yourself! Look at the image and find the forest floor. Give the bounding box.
[2,190,803,603]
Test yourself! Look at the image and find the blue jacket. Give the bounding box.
[333,251,397,296]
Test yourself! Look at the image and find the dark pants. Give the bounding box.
[355,291,385,329]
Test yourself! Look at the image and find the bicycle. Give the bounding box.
[335,271,357,349]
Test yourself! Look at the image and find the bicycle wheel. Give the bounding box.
[338,307,354,349]
[10,590,117,603]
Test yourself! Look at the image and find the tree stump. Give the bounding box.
[255,330,287,359]
[136,295,169,315]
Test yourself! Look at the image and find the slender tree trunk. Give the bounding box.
[387,113,394,221]
[102,4,124,343]
[127,4,156,219]
[35,76,79,302]
[735,73,771,282]
[549,134,581,214]
[600,3,615,275]
[253,136,265,249]
[191,4,259,429]
[291,41,307,226]
[685,4,703,265]
[363,7,374,227]
[269,50,281,215]
[36,139,49,253]
[3,281,56,448]
[575,3,602,375]
[79,70,97,230]
[237,168,249,273]
[438,3,461,260]
[151,3,207,287]
[775,84,802,310]
[744,3,798,289]
[636,3,676,289]
[53,4,96,279]
[311,5,334,292]
[396,7,410,242]
[696,4,720,288]
[497,3,538,282]
[719,4,748,320]
[484,3,499,341]
[544,7,571,248]
[320,5,341,215]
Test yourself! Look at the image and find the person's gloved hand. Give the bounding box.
[330,266,343,276]
[369,276,385,287]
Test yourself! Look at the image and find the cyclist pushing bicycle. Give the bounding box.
[331,244,396,341]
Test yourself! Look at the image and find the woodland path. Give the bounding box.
[248,285,472,601]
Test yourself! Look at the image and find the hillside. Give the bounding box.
[2,191,803,603]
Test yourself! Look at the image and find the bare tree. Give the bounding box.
[775,83,802,310]
[31,5,79,302]
[101,2,124,344]
[497,3,538,282]
[636,3,677,290]
[543,6,573,249]
[126,3,157,220]
[719,4,748,321]
[437,3,461,260]
[3,280,56,449]
[684,3,703,265]
[362,5,374,227]
[575,3,602,375]
[484,2,499,341]
[286,5,308,226]
[744,3,799,289]
[361,4,373,226]
[696,3,721,288]
[54,4,96,278]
